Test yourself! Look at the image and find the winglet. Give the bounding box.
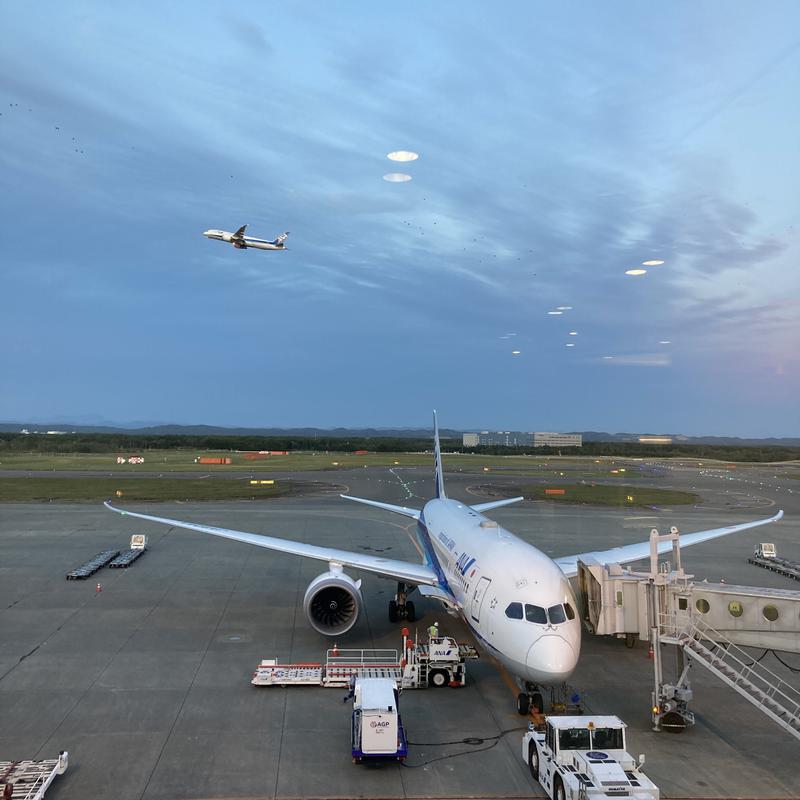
[433,410,446,499]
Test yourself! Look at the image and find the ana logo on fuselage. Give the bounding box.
[456,553,476,576]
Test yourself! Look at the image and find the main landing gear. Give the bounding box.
[388,582,416,623]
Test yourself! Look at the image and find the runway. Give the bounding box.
[1,462,799,799]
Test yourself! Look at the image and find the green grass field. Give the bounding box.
[0,477,298,502]
[0,449,649,477]
[517,483,698,508]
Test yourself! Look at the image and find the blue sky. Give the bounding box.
[1,2,798,436]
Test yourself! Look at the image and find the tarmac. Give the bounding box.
[1,461,799,799]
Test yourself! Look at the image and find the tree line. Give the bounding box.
[1,431,799,462]
[0,433,435,454]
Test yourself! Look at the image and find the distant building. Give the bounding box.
[463,431,534,447]
[638,436,672,445]
[463,430,582,448]
[533,432,582,448]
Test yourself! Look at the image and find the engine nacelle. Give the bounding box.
[303,571,362,636]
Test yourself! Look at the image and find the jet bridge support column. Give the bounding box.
[649,527,695,733]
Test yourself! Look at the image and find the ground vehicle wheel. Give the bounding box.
[528,742,539,779]
[517,692,530,715]
[531,691,544,713]
[553,776,565,800]
[405,601,416,622]
[389,600,399,623]
[429,669,448,687]
[661,710,688,732]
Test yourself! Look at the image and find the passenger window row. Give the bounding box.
[505,601,575,623]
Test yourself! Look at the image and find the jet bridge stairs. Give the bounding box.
[659,614,800,739]
[578,524,800,742]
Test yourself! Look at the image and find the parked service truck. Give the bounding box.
[522,715,658,799]
[351,678,408,763]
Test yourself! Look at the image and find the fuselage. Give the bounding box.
[417,498,581,686]
[202,229,286,250]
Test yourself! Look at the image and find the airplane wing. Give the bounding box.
[233,224,247,238]
[554,509,784,578]
[104,501,438,585]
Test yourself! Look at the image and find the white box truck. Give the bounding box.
[351,678,408,762]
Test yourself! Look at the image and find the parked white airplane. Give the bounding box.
[203,225,289,250]
[104,414,783,714]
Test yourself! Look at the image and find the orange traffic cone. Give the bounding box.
[648,643,654,659]
[96,583,102,594]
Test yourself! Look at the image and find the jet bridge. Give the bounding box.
[577,527,800,740]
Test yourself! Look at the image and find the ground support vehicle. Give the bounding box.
[351,678,408,763]
[748,543,800,581]
[109,534,148,568]
[65,549,119,579]
[0,752,68,799]
[251,629,477,689]
[401,634,477,688]
[522,715,658,800]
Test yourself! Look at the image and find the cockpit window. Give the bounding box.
[564,602,576,620]
[505,602,523,619]
[559,727,591,750]
[548,604,567,624]
[525,604,547,624]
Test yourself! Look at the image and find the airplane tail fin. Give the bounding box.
[233,224,247,239]
[272,231,290,245]
[433,410,446,499]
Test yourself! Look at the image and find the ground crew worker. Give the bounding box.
[427,621,439,641]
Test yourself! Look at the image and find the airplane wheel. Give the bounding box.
[531,692,544,713]
[517,692,530,715]
[528,742,539,779]
[405,601,416,622]
[389,600,399,623]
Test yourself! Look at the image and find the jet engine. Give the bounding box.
[303,571,362,635]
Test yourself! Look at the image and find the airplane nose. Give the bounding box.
[526,635,577,683]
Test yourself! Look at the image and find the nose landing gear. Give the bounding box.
[517,681,581,715]
[517,687,545,715]
[388,582,416,623]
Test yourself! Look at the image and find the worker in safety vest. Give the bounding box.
[427,621,439,642]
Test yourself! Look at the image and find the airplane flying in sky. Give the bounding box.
[202,225,289,250]
[105,414,783,714]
